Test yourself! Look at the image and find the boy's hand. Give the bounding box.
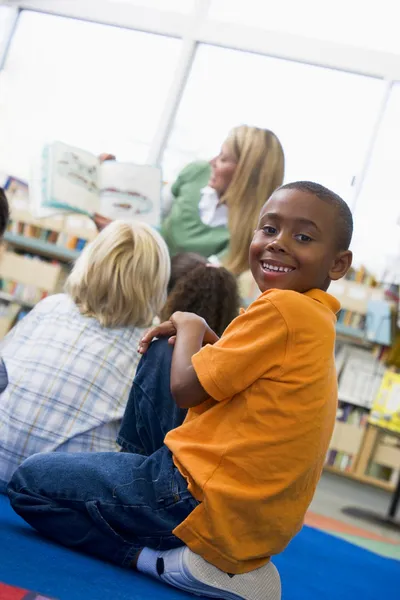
[171,312,219,345]
[138,313,219,354]
[138,320,177,354]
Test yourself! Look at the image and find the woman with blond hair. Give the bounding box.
[0,220,170,492]
[97,126,284,276]
[162,125,284,275]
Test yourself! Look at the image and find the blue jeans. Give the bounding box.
[8,339,195,567]
[118,338,187,454]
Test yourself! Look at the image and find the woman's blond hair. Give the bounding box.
[65,220,170,328]
[221,125,284,275]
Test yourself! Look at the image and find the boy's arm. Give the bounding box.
[169,312,211,408]
[138,312,219,409]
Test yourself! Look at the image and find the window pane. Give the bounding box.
[106,0,194,11]
[209,0,400,54]
[0,6,15,49]
[351,83,400,280]
[163,44,385,209]
[0,11,181,179]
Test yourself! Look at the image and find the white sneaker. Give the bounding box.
[150,546,281,600]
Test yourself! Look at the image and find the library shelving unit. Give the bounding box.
[5,208,97,264]
[325,273,400,493]
[0,205,97,337]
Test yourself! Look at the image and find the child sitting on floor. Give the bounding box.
[8,181,353,600]
[0,220,170,492]
[162,254,240,336]
[118,257,240,455]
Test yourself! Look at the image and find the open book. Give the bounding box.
[31,141,161,227]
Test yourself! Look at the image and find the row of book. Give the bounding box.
[0,253,59,307]
[337,309,366,330]
[346,264,377,286]
[325,404,369,472]
[0,277,48,306]
[7,219,88,251]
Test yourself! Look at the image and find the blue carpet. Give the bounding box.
[0,494,397,600]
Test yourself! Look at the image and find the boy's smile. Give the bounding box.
[249,188,352,294]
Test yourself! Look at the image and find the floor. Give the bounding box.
[306,471,400,560]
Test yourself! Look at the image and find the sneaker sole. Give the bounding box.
[181,548,281,600]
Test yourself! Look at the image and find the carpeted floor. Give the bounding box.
[0,494,398,600]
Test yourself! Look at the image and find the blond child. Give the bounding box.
[0,220,170,492]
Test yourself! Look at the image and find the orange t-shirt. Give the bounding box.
[165,288,340,574]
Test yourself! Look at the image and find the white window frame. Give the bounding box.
[1,0,399,199]
[0,4,19,69]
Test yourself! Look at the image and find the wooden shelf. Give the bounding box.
[4,233,79,262]
[324,465,395,492]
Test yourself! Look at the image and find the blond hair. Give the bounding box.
[65,220,170,328]
[221,125,284,275]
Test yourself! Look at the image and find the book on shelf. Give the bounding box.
[337,346,385,408]
[31,141,161,226]
[0,252,63,309]
[326,402,368,471]
[3,175,29,206]
[369,370,400,434]
[7,218,89,253]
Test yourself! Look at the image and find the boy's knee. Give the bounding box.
[8,453,49,499]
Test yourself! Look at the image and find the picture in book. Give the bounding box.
[31,141,161,226]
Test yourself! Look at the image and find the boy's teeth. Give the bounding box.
[262,262,293,273]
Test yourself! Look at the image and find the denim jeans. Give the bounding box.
[8,339,195,567]
[118,337,187,454]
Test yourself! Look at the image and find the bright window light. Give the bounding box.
[209,0,400,54]
[163,44,385,207]
[0,11,182,179]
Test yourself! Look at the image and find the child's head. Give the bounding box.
[66,220,170,328]
[0,188,10,238]
[168,252,208,293]
[162,263,240,337]
[249,181,353,294]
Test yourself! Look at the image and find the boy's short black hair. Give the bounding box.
[278,181,353,251]
[0,188,10,237]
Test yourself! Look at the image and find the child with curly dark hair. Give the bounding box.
[167,252,207,294]
[162,261,240,337]
[117,255,240,453]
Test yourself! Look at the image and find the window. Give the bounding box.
[209,0,400,54]
[351,83,400,280]
[106,0,194,11]
[0,11,181,179]
[0,6,16,57]
[163,44,385,208]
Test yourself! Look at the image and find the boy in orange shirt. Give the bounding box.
[8,181,353,600]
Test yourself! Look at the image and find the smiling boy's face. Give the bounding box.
[249,188,352,294]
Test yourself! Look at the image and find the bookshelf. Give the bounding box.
[4,232,80,262]
[6,208,97,259]
[0,251,66,335]
[0,187,98,338]
[325,267,400,492]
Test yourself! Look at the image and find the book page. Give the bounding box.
[30,147,71,218]
[99,161,161,227]
[46,141,99,216]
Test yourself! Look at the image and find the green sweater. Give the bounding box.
[161,161,230,258]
